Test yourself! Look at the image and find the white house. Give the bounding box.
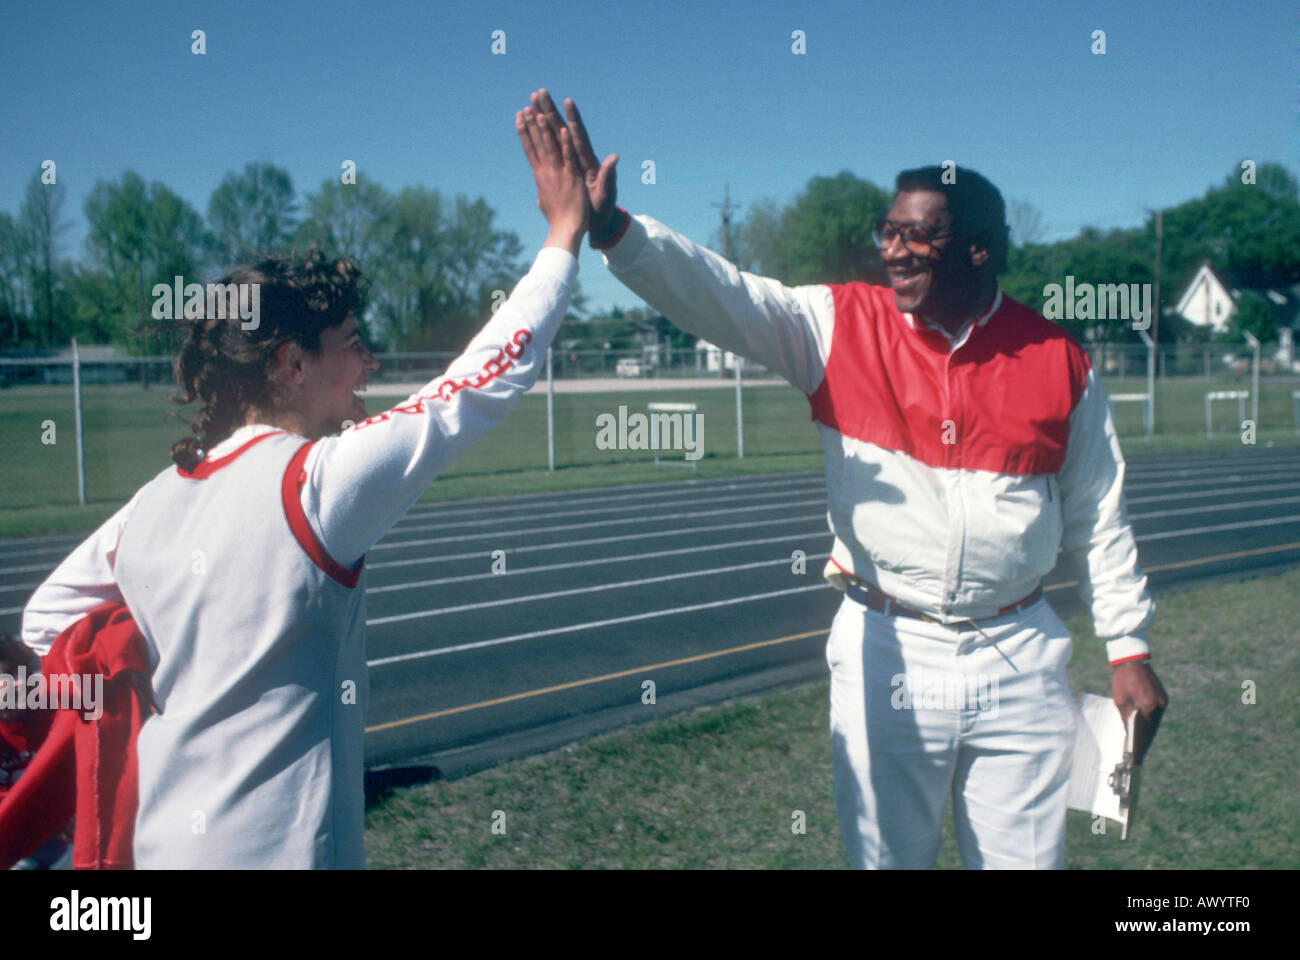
[1174,262,1300,365]
[694,338,740,374]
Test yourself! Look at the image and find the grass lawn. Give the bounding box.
[2,373,1299,538]
[362,567,1300,869]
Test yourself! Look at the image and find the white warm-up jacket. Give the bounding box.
[601,214,1153,665]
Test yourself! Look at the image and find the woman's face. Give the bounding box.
[298,314,379,438]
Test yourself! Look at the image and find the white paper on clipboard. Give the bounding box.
[1066,693,1138,838]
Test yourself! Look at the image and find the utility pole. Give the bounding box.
[1153,209,1162,351]
[713,185,740,261]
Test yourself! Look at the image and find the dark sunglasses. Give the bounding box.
[870,219,958,252]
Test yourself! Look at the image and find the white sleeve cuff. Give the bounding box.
[534,245,579,285]
[600,215,649,270]
[1106,635,1151,666]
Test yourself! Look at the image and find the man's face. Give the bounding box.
[880,189,975,317]
[298,314,379,436]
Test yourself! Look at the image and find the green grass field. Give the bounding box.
[2,373,1298,538]
[362,566,1300,869]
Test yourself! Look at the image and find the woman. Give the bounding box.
[18,108,587,868]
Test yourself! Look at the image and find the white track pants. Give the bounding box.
[827,593,1077,869]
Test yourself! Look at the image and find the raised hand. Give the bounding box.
[516,103,590,256]
[528,89,621,243]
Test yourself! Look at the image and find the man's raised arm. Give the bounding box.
[526,89,833,397]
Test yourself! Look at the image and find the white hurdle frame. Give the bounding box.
[647,402,699,471]
[1205,390,1248,439]
[1108,392,1152,442]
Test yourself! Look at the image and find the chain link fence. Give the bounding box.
[2,342,1298,510]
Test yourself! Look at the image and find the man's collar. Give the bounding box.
[905,289,1003,347]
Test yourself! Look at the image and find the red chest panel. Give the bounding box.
[808,284,1090,475]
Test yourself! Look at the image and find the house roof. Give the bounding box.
[1182,261,1300,329]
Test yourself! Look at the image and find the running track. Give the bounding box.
[2,446,1298,778]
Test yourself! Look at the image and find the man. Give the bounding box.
[518,89,1168,869]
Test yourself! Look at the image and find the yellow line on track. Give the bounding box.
[367,539,1300,734]
[366,629,830,733]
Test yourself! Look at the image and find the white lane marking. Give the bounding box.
[382,468,1298,544]
[1125,452,1300,469]
[2,468,1292,568]
[0,531,90,551]
[388,484,825,535]
[1136,515,1300,541]
[1130,495,1300,520]
[367,553,832,626]
[0,542,87,561]
[371,500,821,551]
[363,514,830,570]
[365,530,831,594]
[0,580,42,595]
[1124,468,1300,489]
[0,562,63,576]
[398,473,824,521]
[1125,481,1300,505]
[366,583,834,666]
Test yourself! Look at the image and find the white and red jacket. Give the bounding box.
[601,215,1152,664]
[20,246,578,867]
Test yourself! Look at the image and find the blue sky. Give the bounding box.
[2,0,1295,313]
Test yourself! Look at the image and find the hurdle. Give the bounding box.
[647,402,699,470]
[1205,390,1248,439]
[1108,393,1152,442]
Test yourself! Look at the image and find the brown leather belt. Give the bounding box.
[845,581,1043,623]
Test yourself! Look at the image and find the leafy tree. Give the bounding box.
[19,171,72,346]
[367,187,525,352]
[734,171,891,285]
[1219,289,1276,343]
[206,162,298,269]
[83,171,207,354]
[296,178,392,269]
[0,211,32,345]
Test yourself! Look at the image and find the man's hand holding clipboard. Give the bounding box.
[1112,660,1169,765]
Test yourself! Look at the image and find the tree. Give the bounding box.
[731,198,783,273]
[1007,199,1047,247]
[296,177,393,273]
[0,211,33,345]
[19,171,71,346]
[366,187,528,352]
[1220,290,1276,343]
[83,172,207,354]
[732,172,891,285]
[779,171,891,285]
[206,162,298,269]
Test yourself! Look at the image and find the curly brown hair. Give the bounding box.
[169,249,367,472]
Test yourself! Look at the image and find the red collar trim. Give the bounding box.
[177,430,287,479]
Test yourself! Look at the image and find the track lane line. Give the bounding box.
[365,628,832,733]
[364,539,1300,733]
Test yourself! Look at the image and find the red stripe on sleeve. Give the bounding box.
[1109,653,1151,667]
[280,442,363,588]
